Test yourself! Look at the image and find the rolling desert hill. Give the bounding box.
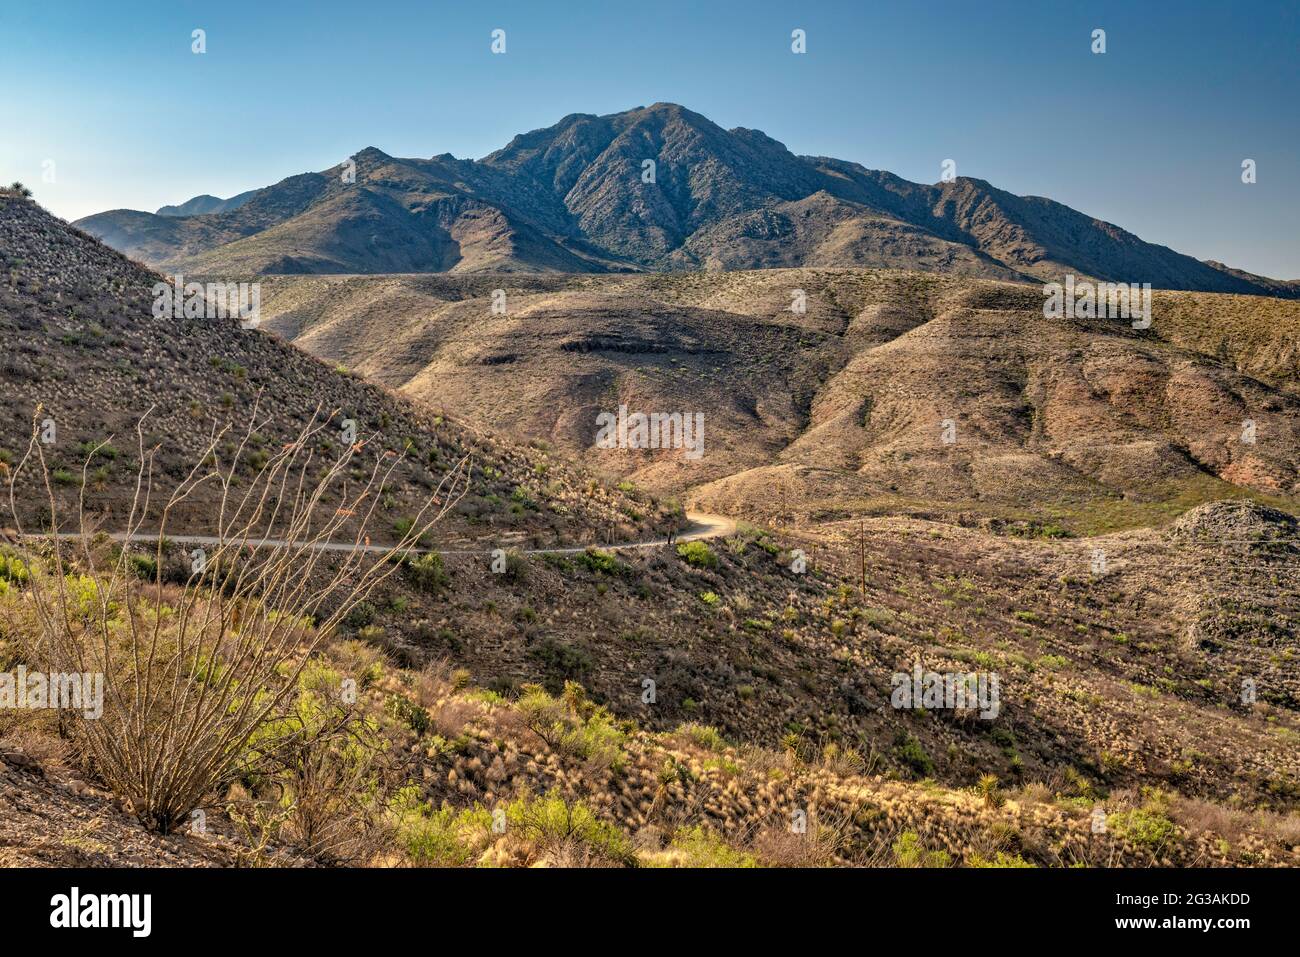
[75,104,1297,297]
[253,268,1300,533]
[0,193,668,546]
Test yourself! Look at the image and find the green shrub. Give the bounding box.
[527,637,593,690]
[893,830,950,867]
[505,791,635,866]
[541,552,572,572]
[656,826,757,868]
[563,710,626,770]
[345,601,376,629]
[676,540,718,569]
[74,441,118,461]
[678,722,727,752]
[405,551,448,592]
[1111,799,1180,851]
[892,731,934,777]
[969,851,1034,868]
[0,552,29,587]
[499,548,527,583]
[384,693,431,735]
[128,553,157,581]
[575,548,627,577]
[388,787,492,865]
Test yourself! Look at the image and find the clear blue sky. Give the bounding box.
[2,0,1296,277]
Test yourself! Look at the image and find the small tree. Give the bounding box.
[7,181,32,198]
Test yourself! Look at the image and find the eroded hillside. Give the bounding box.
[255,269,1300,533]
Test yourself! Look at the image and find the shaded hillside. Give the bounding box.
[75,104,1295,296]
[0,195,666,545]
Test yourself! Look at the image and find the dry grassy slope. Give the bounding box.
[8,501,1295,867]
[8,661,1295,868]
[254,268,1300,531]
[0,196,666,544]
[387,500,1296,805]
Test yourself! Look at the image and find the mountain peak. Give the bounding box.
[70,105,1296,295]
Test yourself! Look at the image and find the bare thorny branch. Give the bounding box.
[1,402,470,832]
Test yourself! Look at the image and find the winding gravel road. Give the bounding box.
[23,512,738,557]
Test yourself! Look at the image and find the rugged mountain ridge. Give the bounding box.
[75,104,1296,296]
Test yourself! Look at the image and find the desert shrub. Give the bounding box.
[74,440,118,461]
[0,406,468,833]
[892,830,950,867]
[518,683,569,748]
[575,548,627,577]
[1112,793,1180,852]
[527,636,593,689]
[388,787,492,865]
[0,552,29,587]
[676,540,718,569]
[976,773,1004,808]
[405,551,448,592]
[564,709,626,771]
[127,552,157,581]
[234,664,390,863]
[969,851,1034,868]
[540,552,571,572]
[384,693,431,735]
[345,601,376,629]
[654,826,757,868]
[678,722,727,752]
[517,683,625,769]
[505,791,635,866]
[892,731,934,777]
[498,548,527,582]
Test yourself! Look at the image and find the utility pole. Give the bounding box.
[859,520,867,601]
